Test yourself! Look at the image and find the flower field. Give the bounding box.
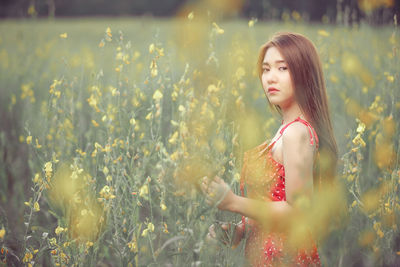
[0,16,399,266]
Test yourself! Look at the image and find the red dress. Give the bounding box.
[239,117,321,267]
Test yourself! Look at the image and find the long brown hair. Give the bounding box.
[257,32,338,185]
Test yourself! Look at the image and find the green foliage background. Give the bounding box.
[0,17,399,266]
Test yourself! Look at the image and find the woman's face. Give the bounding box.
[261,46,295,109]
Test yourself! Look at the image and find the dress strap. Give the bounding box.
[273,117,319,149]
[295,118,319,148]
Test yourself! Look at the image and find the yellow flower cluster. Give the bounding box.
[141,222,154,237]
[99,185,116,200]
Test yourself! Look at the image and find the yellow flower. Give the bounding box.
[318,30,330,37]
[330,74,338,83]
[356,121,366,134]
[35,138,41,149]
[44,162,53,179]
[352,134,366,147]
[188,12,194,20]
[142,222,155,236]
[170,151,179,161]
[248,18,256,27]
[33,173,40,183]
[160,202,167,211]
[99,185,116,200]
[0,227,5,239]
[387,75,394,82]
[26,136,32,144]
[49,237,57,246]
[178,105,186,113]
[212,22,224,34]
[27,5,36,16]
[168,131,179,144]
[59,33,68,39]
[94,142,102,150]
[362,86,368,94]
[149,43,155,54]
[34,202,40,212]
[111,87,120,96]
[55,226,66,235]
[291,10,301,21]
[147,222,154,232]
[163,223,169,233]
[139,184,148,197]
[156,47,164,57]
[153,90,163,101]
[23,252,33,263]
[145,112,153,120]
[128,238,138,252]
[21,84,35,103]
[76,149,86,157]
[133,51,141,60]
[141,229,149,237]
[373,222,384,238]
[106,27,112,37]
[150,60,158,77]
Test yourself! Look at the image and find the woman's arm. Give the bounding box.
[204,122,316,232]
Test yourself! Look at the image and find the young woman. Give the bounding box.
[201,32,338,266]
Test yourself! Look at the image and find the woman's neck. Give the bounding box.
[280,102,305,125]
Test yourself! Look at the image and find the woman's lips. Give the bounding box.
[268,87,279,93]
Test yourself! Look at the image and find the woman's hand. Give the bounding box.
[206,222,230,246]
[200,176,236,211]
[205,221,245,248]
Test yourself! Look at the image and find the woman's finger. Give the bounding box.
[206,197,215,206]
[205,197,215,206]
[214,176,223,183]
[221,223,229,231]
[208,224,216,238]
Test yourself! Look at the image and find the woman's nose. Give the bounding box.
[266,70,278,84]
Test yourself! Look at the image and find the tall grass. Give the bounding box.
[0,16,399,266]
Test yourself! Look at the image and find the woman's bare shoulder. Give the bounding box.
[281,122,315,151]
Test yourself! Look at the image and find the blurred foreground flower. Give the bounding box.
[26,135,32,144]
[318,30,330,37]
[48,164,105,242]
[0,227,5,239]
[248,18,257,27]
[212,22,225,35]
[357,0,394,13]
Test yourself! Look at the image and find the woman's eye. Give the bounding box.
[262,68,269,72]
[279,66,288,71]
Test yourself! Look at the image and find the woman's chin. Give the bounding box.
[267,98,280,106]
